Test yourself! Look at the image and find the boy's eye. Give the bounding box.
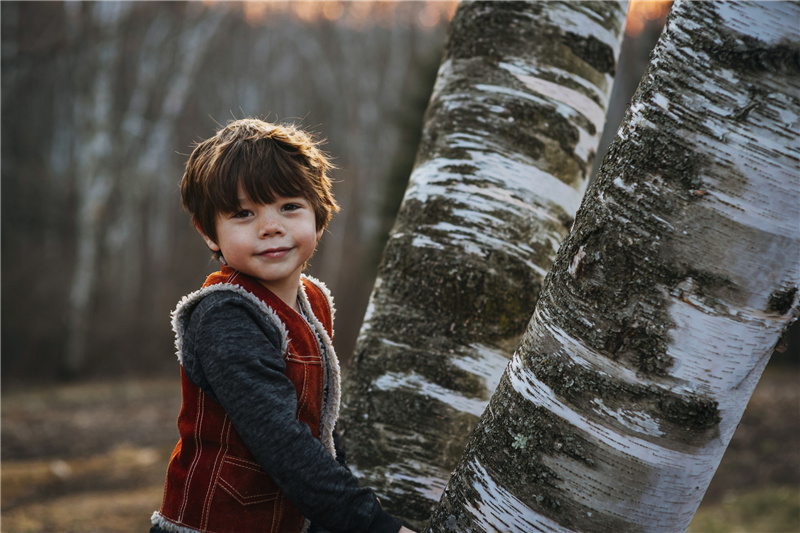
[232,209,252,218]
[282,203,301,212]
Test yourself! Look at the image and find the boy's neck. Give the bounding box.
[257,277,302,313]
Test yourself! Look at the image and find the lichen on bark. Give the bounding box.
[430,377,634,533]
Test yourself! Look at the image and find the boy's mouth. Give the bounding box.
[259,247,291,259]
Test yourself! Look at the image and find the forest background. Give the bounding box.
[1,2,797,532]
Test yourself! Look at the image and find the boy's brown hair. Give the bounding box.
[181,119,339,245]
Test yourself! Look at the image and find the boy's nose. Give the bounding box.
[259,215,283,237]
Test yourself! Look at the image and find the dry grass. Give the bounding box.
[1,366,798,532]
[2,484,163,533]
[2,378,179,533]
[688,486,800,533]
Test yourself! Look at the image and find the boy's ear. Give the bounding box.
[316,228,324,242]
[195,221,221,252]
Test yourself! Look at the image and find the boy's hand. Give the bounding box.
[399,527,417,533]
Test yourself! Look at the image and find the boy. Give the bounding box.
[151,119,413,533]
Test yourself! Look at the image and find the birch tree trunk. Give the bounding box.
[428,1,800,531]
[340,1,626,524]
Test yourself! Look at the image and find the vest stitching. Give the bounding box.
[179,389,205,522]
[299,284,329,444]
[222,456,261,468]
[304,362,311,419]
[216,479,278,505]
[284,356,320,364]
[201,415,230,530]
[272,495,284,533]
[198,417,233,533]
[222,458,267,472]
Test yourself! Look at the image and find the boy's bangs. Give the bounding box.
[239,158,307,207]
[215,140,308,213]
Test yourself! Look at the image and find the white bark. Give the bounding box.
[340,1,627,524]
[429,1,800,531]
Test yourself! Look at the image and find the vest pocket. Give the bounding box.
[208,456,283,532]
[216,456,278,505]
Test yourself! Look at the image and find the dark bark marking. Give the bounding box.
[603,104,707,193]
[658,394,720,432]
[416,2,618,184]
[562,32,617,75]
[371,230,542,345]
[524,338,721,444]
[444,1,546,63]
[688,5,800,76]
[417,66,593,184]
[445,1,622,78]
[418,76,586,179]
[439,163,478,175]
[545,220,677,377]
[731,85,765,122]
[767,286,798,315]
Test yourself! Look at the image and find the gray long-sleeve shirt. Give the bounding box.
[178,290,401,533]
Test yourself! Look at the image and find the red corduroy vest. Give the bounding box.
[154,267,337,533]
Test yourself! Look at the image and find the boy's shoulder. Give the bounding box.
[173,284,290,357]
[190,287,264,318]
[176,283,269,319]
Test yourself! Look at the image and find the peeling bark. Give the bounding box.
[428,2,800,531]
[339,1,626,524]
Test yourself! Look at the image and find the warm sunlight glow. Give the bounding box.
[626,0,672,36]
[213,1,458,29]
[322,1,345,22]
[224,2,671,37]
[242,2,271,25]
[292,2,321,24]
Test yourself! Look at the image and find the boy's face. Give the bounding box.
[200,186,322,301]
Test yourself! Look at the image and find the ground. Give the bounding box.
[1,365,798,532]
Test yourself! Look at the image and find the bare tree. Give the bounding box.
[64,3,226,375]
[427,1,800,530]
[340,1,627,524]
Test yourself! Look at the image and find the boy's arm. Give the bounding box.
[184,294,403,533]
